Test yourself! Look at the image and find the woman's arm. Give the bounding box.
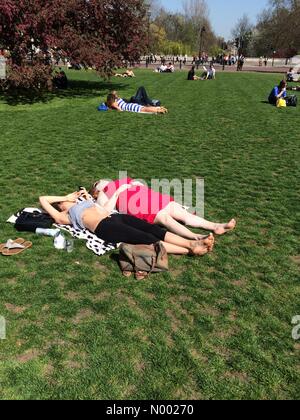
[39,193,79,224]
[277,88,286,99]
[111,102,123,112]
[97,191,109,207]
[102,184,132,214]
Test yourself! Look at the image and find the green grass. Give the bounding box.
[0,69,299,400]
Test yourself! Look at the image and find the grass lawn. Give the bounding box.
[0,69,299,400]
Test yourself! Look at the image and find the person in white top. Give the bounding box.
[201,65,216,80]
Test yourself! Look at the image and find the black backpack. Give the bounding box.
[286,95,298,107]
[15,211,54,233]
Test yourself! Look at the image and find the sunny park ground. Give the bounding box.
[0,69,299,400]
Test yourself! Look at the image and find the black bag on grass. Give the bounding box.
[286,95,298,107]
[15,211,54,233]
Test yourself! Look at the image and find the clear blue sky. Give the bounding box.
[160,0,269,39]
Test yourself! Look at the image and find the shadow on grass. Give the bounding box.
[0,79,129,106]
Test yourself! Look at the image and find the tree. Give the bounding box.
[150,0,217,55]
[252,0,300,58]
[231,14,254,56]
[182,0,216,54]
[0,0,148,90]
[149,23,167,53]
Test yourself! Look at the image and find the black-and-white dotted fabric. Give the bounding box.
[55,223,117,256]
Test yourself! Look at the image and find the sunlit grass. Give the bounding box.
[0,69,299,400]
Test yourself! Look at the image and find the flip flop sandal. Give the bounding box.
[1,239,32,256]
[0,238,25,254]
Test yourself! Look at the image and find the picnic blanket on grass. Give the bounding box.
[55,223,117,256]
[7,206,118,257]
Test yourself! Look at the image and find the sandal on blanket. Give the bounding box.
[0,238,32,256]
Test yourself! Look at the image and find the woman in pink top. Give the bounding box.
[90,177,236,240]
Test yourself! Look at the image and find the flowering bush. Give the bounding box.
[0,0,148,90]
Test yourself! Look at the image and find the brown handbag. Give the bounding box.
[119,242,169,278]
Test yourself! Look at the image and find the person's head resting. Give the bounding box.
[52,201,74,213]
[279,80,287,91]
[89,180,110,200]
[106,93,116,108]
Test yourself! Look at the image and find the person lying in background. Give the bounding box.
[111,87,160,107]
[39,190,215,258]
[268,80,287,105]
[115,69,136,78]
[287,84,300,91]
[89,177,236,240]
[106,94,168,114]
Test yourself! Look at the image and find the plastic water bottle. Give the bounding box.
[36,228,60,237]
[66,239,74,253]
[54,232,67,250]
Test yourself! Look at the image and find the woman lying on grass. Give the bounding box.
[287,85,300,91]
[106,94,168,114]
[39,189,214,258]
[114,69,136,78]
[89,177,236,240]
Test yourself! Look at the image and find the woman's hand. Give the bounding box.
[79,188,90,200]
[65,192,81,203]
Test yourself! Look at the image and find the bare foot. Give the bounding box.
[190,234,214,256]
[194,234,211,241]
[214,219,237,235]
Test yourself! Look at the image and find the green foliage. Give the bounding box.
[0,70,299,400]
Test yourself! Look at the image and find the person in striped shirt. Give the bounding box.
[106,94,168,114]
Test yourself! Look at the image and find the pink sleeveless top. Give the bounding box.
[103,178,174,224]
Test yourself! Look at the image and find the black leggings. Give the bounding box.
[95,214,167,245]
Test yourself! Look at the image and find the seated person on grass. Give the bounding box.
[155,64,168,73]
[287,68,295,82]
[53,68,68,89]
[200,65,216,80]
[89,177,236,240]
[187,66,200,80]
[166,63,175,73]
[268,80,287,105]
[106,93,168,114]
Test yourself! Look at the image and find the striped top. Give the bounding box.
[117,99,143,113]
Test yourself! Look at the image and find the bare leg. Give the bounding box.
[155,212,208,240]
[161,242,190,255]
[164,232,214,256]
[166,202,236,235]
[141,106,168,114]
